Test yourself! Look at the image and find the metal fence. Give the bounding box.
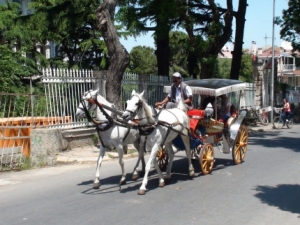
[0,93,36,170]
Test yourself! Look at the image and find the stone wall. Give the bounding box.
[252,61,265,107]
[30,128,96,166]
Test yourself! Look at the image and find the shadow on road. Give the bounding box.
[248,128,300,152]
[78,155,238,195]
[254,184,300,217]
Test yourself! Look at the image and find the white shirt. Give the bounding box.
[167,83,193,102]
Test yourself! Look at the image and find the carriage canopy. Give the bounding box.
[163,79,246,97]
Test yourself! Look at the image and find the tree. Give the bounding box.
[230,0,248,80]
[217,58,231,78]
[117,0,178,76]
[215,52,253,81]
[0,1,39,92]
[181,0,234,79]
[96,0,130,109]
[169,31,191,77]
[128,46,157,75]
[276,0,300,51]
[22,0,109,69]
[239,52,253,82]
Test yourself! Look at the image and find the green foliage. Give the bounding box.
[239,53,253,82]
[23,0,109,69]
[169,31,190,77]
[216,58,231,78]
[0,45,33,92]
[276,0,300,51]
[215,52,253,82]
[128,46,157,75]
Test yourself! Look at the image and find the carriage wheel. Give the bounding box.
[199,144,215,175]
[232,124,248,165]
[156,146,169,171]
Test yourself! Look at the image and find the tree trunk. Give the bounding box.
[200,57,218,79]
[96,0,130,109]
[230,0,248,80]
[187,51,199,79]
[156,36,170,76]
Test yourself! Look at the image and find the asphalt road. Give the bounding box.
[1,125,300,225]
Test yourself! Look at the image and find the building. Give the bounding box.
[251,41,300,107]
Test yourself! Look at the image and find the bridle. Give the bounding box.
[78,90,97,111]
[124,95,143,121]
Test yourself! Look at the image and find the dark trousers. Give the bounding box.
[281,111,292,125]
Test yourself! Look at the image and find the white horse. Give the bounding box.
[122,90,195,195]
[75,89,145,189]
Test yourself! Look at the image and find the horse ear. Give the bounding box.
[131,90,136,96]
[139,90,145,98]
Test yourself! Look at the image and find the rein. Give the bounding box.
[126,95,189,138]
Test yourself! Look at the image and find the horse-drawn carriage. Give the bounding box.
[77,78,249,194]
[156,79,249,175]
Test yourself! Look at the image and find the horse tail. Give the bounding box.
[177,99,188,113]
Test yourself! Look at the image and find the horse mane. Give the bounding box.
[91,90,115,121]
[133,93,156,124]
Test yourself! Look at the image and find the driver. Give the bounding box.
[155,72,193,109]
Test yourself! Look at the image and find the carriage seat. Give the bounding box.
[187,109,205,137]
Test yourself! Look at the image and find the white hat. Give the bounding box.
[172,72,182,78]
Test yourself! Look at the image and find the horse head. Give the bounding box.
[76,89,115,121]
[122,90,156,125]
[122,90,144,122]
[76,89,99,119]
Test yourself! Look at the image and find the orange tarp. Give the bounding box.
[0,116,72,157]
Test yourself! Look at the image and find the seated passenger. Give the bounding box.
[218,94,232,124]
[201,96,215,110]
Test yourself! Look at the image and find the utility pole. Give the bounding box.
[264,34,276,49]
[271,0,275,127]
[264,34,271,47]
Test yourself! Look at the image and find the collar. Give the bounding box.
[173,83,181,89]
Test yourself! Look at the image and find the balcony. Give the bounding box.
[278,64,295,72]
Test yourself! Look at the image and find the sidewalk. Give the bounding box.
[55,144,139,165]
[247,123,275,134]
[55,123,274,165]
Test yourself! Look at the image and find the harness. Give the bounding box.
[80,94,131,149]
[125,95,189,148]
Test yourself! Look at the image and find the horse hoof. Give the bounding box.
[164,177,171,184]
[159,181,165,187]
[189,171,195,177]
[138,189,146,195]
[132,174,139,181]
[119,179,126,185]
[93,182,101,189]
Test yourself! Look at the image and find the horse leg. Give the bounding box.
[93,145,106,189]
[164,142,175,184]
[138,143,159,195]
[181,131,195,177]
[131,139,145,180]
[116,144,126,185]
[152,153,165,188]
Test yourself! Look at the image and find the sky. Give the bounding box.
[120,0,289,52]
